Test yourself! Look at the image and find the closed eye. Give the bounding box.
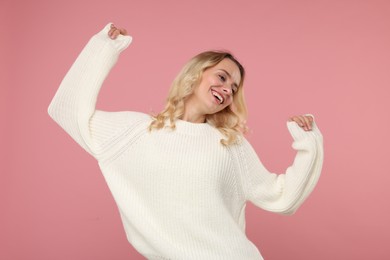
[218,74,226,82]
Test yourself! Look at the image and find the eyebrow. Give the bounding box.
[219,69,239,89]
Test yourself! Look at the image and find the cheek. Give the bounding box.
[206,76,219,86]
[198,79,213,92]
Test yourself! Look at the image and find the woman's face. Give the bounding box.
[189,58,241,116]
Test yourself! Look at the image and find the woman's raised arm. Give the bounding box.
[48,23,134,159]
[233,114,324,215]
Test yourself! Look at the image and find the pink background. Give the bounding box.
[2,0,390,259]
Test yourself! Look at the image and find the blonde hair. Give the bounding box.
[149,50,248,145]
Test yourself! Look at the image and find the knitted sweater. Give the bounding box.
[48,23,324,260]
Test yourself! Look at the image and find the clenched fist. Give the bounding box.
[288,115,314,131]
[108,24,128,39]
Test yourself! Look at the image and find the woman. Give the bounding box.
[48,23,323,260]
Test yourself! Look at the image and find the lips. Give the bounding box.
[211,90,224,104]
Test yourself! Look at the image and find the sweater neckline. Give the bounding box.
[168,119,215,136]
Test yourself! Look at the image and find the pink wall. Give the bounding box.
[2,0,390,259]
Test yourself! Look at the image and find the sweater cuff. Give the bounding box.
[286,113,323,142]
[94,22,133,52]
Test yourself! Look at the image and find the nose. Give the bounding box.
[221,85,232,95]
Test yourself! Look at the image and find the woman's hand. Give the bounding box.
[288,115,314,131]
[108,24,128,39]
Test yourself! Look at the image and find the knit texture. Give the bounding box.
[48,23,324,260]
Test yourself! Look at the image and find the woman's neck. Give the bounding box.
[181,98,207,123]
[181,112,206,124]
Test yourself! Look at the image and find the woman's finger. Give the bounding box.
[289,115,311,131]
[297,115,306,128]
[113,29,120,38]
[289,115,315,131]
[291,116,304,127]
[288,116,299,125]
[120,28,128,35]
[108,30,115,37]
[302,115,312,130]
[306,115,314,129]
[110,29,120,39]
[108,26,128,39]
[108,24,116,36]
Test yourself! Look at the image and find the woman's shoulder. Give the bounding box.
[123,111,152,120]
[92,110,153,131]
[121,111,154,128]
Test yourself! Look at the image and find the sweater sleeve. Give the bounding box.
[236,114,324,215]
[48,23,140,160]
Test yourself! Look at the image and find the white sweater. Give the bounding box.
[48,23,324,260]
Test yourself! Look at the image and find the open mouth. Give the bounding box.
[211,90,224,104]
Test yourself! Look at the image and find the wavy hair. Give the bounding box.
[149,50,247,145]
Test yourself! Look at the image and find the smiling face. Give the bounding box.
[183,58,242,122]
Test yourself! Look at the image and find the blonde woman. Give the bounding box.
[48,23,324,260]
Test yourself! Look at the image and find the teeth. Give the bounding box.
[211,91,224,104]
